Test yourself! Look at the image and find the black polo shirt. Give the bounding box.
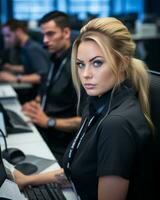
[42,48,77,118]
[63,80,153,200]
[38,48,78,161]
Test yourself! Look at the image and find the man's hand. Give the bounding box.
[22,100,39,112]
[3,63,24,73]
[3,63,13,71]
[22,102,49,128]
[0,71,17,82]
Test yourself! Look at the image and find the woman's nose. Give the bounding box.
[83,65,93,78]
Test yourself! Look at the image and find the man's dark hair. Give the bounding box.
[39,11,71,29]
[4,19,28,33]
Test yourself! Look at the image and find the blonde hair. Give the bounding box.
[71,17,153,130]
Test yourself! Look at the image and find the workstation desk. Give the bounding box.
[0,93,76,200]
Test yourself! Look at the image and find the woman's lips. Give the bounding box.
[84,84,96,89]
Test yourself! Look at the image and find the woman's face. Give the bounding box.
[77,40,116,96]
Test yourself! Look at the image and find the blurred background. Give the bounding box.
[0,0,160,72]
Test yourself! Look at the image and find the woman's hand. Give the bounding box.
[13,169,31,189]
[13,168,66,188]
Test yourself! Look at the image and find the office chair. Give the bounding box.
[149,69,160,136]
[148,70,160,198]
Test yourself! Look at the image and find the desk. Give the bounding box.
[0,97,76,200]
[133,33,160,41]
[11,82,33,90]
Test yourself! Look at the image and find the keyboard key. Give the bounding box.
[39,185,53,200]
[24,186,37,200]
[6,109,32,133]
[47,183,66,200]
[23,182,66,200]
[45,183,59,199]
[33,187,44,200]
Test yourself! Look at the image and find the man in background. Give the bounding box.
[22,11,82,165]
[0,19,50,84]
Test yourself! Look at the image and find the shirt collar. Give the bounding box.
[50,47,71,62]
[87,79,135,117]
[88,89,112,117]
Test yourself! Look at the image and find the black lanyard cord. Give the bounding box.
[66,104,108,200]
[41,57,67,110]
[66,103,106,176]
[67,117,88,169]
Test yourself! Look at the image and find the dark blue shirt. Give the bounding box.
[21,39,50,76]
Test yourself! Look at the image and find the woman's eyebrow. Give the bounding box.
[77,56,103,62]
[89,56,103,62]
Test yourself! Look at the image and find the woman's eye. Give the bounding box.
[93,60,103,67]
[76,62,85,68]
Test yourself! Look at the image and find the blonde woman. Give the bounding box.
[12,17,153,200]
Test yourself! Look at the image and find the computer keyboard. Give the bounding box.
[23,182,66,200]
[5,109,32,133]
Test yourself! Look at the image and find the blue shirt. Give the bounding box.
[21,39,50,77]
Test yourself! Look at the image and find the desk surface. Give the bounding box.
[133,33,160,40]
[0,97,76,200]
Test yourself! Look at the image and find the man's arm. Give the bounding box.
[3,63,24,73]
[54,117,81,132]
[17,73,41,84]
[0,71,41,84]
[22,102,81,132]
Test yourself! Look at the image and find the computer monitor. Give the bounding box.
[112,12,138,33]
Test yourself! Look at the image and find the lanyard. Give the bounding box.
[41,63,54,110]
[66,104,106,177]
[41,57,67,110]
[66,104,106,200]
[66,88,115,200]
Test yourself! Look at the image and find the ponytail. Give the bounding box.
[130,58,154,131]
